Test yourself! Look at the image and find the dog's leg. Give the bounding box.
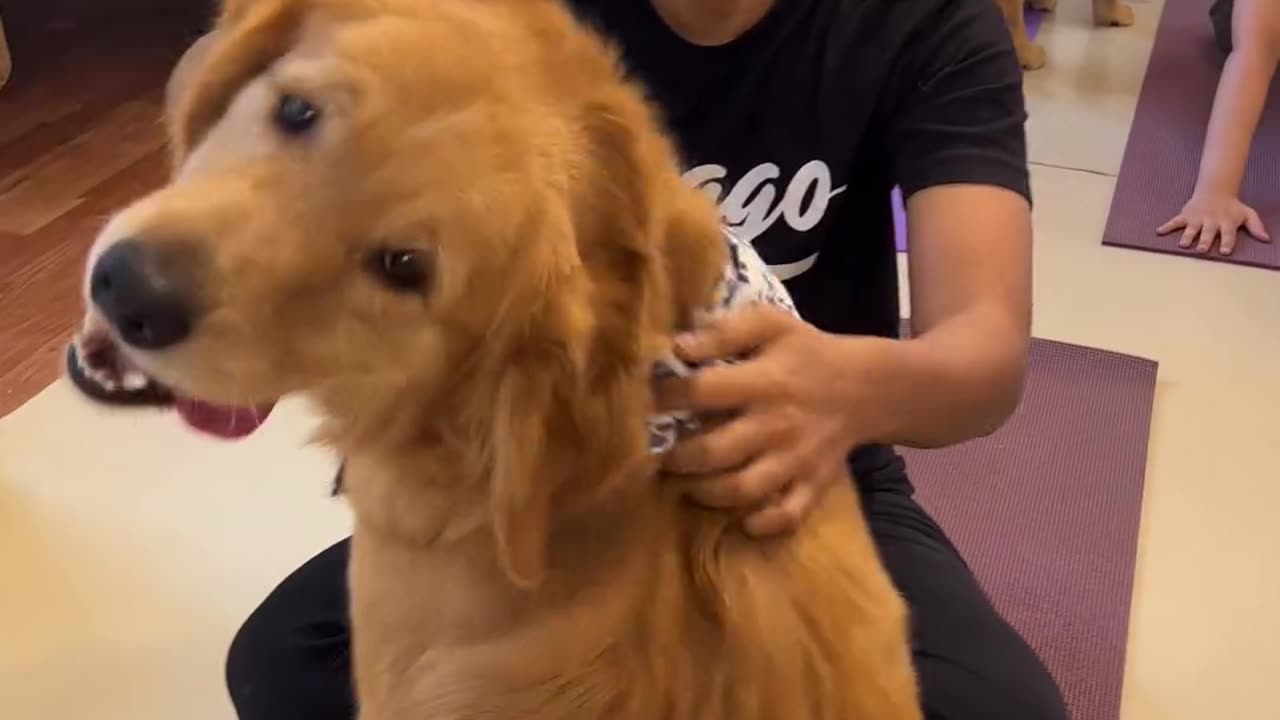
[1028,0,1057,12]
[1093,0,1135,27]
[0,15,10,91]
[996,0,1046,71]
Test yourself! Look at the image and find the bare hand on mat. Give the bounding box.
[655,305,866,537]
[1157,194,1271,255]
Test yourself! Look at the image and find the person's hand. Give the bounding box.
[654,304,868,537]
[1157,193,1271,255]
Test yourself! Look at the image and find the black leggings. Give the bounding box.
[226,450,1068,720]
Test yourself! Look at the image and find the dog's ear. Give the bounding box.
[486,89,725,588]
[165,31,219,135]
[167,0,303,167]
[660,180,729,329]
[574,91,726,356]
[487,352,564,588]
[484,204,598,588]
[220,0,268,24]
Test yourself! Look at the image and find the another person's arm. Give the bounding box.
[1157,0,1280,255]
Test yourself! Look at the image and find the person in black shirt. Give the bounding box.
[225,1,1067,718]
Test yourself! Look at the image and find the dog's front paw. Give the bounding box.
[1017,41,1047,71]
[1093,0,1135,27]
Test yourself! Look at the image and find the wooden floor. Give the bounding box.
[0,17,201,417]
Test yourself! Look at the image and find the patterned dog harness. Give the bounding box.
[646,229,798,455]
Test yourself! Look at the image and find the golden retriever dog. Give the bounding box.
[998,0,1135,70]
[66,0,921,718]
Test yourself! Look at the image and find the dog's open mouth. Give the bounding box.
[66,328,274,440]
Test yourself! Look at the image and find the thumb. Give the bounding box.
[1156,215,1186,235]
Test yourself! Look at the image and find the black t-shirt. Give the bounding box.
[566,0,1029,341]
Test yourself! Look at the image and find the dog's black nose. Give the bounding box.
[90,241,195,350]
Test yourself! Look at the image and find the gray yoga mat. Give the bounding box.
[1102,0,1280,268]
[902,336,1157,720]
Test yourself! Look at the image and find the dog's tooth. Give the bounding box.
[72,338,89,370]
[88,367,118,391]
[121,370,149,391]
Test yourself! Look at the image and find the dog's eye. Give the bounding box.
[274,93,321,135]
[369,249,429,293]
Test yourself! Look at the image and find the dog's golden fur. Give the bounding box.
[96,0,921,717]
[997,0,1134,70]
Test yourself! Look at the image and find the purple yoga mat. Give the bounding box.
[1103,0,1280,268]
[1024,5,1045,39]
[894,8,1044,252]
[901,336,1156,720]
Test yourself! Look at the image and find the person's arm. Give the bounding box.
[853,186,1030,449]
[870,0,1032,448]
[1201,0,1280,198]
[1157,0,1280,254]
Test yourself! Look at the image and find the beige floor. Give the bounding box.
[3,1,1279,718]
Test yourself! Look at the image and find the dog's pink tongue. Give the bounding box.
[175,397,274,439]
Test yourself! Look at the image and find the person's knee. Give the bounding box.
[917,648,1068,720]
[224,539,354,720]
[224,602,282,717]
[1209,0,1233,55]
[224,600,355,720]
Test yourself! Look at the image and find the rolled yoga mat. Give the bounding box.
[893,8,1045,252]
[1102,0,1280,268]
[901,336,1156,720]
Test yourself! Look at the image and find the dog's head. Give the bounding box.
[69,0,725,585]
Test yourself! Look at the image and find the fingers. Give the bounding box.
[1194,223,1218,255]
[1157,215,1187,235]
[743,480,818,537]
[1178,222,1200,249]
[682,453,793,510]
[663,415,769,475]
[1244,208,1271,242]
[1170,203,1270,253]
[655,362,781,414]
[1220,224,1238,256]
[675,304,794,365]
